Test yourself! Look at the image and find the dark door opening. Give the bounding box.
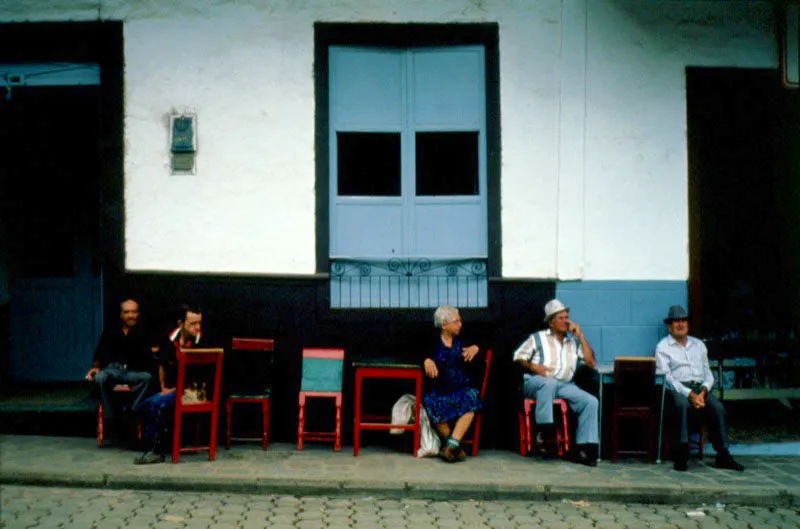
[687,68,800,336]
[0,85,103,381]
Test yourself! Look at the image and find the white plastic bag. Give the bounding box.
[390,394,440,458]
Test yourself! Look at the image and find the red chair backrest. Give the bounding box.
[479,349,492,398]
[232,337,275,351]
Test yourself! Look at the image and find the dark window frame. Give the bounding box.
[314,22,501,277]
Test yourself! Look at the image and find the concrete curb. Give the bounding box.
[2,470,797,507]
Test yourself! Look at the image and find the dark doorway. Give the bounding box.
[0,22,124,383]
[0,84,103,381]
[687,68,800,336]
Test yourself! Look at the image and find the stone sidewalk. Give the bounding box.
[1,435,798,507]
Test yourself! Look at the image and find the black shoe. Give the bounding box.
[133,450,164,465]
[532,428,559,458]
[672,443,689,472]
[715,454,744,472]
[439,446,459,463]
[571,447,597,467]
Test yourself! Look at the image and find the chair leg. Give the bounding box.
[518,410,527,456]
[297,393,305,451]
[172,407,182,463]
[555,426,564,457]
[470,413,482,457]
[334,394,342,452]
[697,424,705,458]
[559,401,570,454]
[611,412,619,463]
[649,415,657,463]
[226,400,233,450]
[210,407,219,462]
[97,404,104,448]
[268,400,269,450]
[524,401,533,454]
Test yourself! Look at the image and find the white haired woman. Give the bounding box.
[422,306,482,463]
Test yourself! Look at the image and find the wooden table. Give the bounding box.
[352,358,422,457]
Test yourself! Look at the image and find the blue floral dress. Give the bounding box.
[422,337,482,424]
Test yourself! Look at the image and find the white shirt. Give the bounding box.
[655,334,714,398]
[512,328,583,382]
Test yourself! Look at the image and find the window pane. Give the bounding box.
[416,132,478,196]
[337,132,401,196]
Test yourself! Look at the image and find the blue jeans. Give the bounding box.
[138,391,175,444]
[523,374,599,444]
[94,363,151,424]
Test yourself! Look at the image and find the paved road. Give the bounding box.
[1,485,798,529]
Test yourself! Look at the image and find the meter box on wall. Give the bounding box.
[170,114,196,174]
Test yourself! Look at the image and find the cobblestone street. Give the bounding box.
[2,485,799,529]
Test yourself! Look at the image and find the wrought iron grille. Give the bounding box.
[330,258,488,309]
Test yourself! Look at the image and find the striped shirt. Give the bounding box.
[512,329,583,382]
[655,334,714,398]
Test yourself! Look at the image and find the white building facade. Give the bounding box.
[3,0,796,445]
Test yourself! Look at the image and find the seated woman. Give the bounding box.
[422,305,483,463]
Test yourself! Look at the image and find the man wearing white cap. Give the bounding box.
[513,299,599,466]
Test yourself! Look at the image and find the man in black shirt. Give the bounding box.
[86,298,153,433]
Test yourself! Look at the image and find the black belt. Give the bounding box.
[682,380,704,392]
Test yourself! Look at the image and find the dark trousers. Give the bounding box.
[666,387,729,455]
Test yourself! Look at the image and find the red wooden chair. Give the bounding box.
[225,338,275,450]
[171,348,224,463]
[97,384,142,447]
[459,349,492,457]
[518,398,570,457]
[297,348,344,451]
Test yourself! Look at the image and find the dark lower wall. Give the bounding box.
[112,272,555,450]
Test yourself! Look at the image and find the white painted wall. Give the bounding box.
[0,0,779,279]
[501,0,777,280]
[578,1,776,281]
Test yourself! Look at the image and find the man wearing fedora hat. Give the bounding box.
[655,305,744,472]
[513,299,599,466]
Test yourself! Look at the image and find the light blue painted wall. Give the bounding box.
[555,281,687,364]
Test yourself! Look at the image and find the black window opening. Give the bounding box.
[337,132,401,196]
[416,131,479,196]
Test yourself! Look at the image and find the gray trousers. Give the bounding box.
[523,374,599,444]
[94,363,152,424]
[668,389,728,454]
